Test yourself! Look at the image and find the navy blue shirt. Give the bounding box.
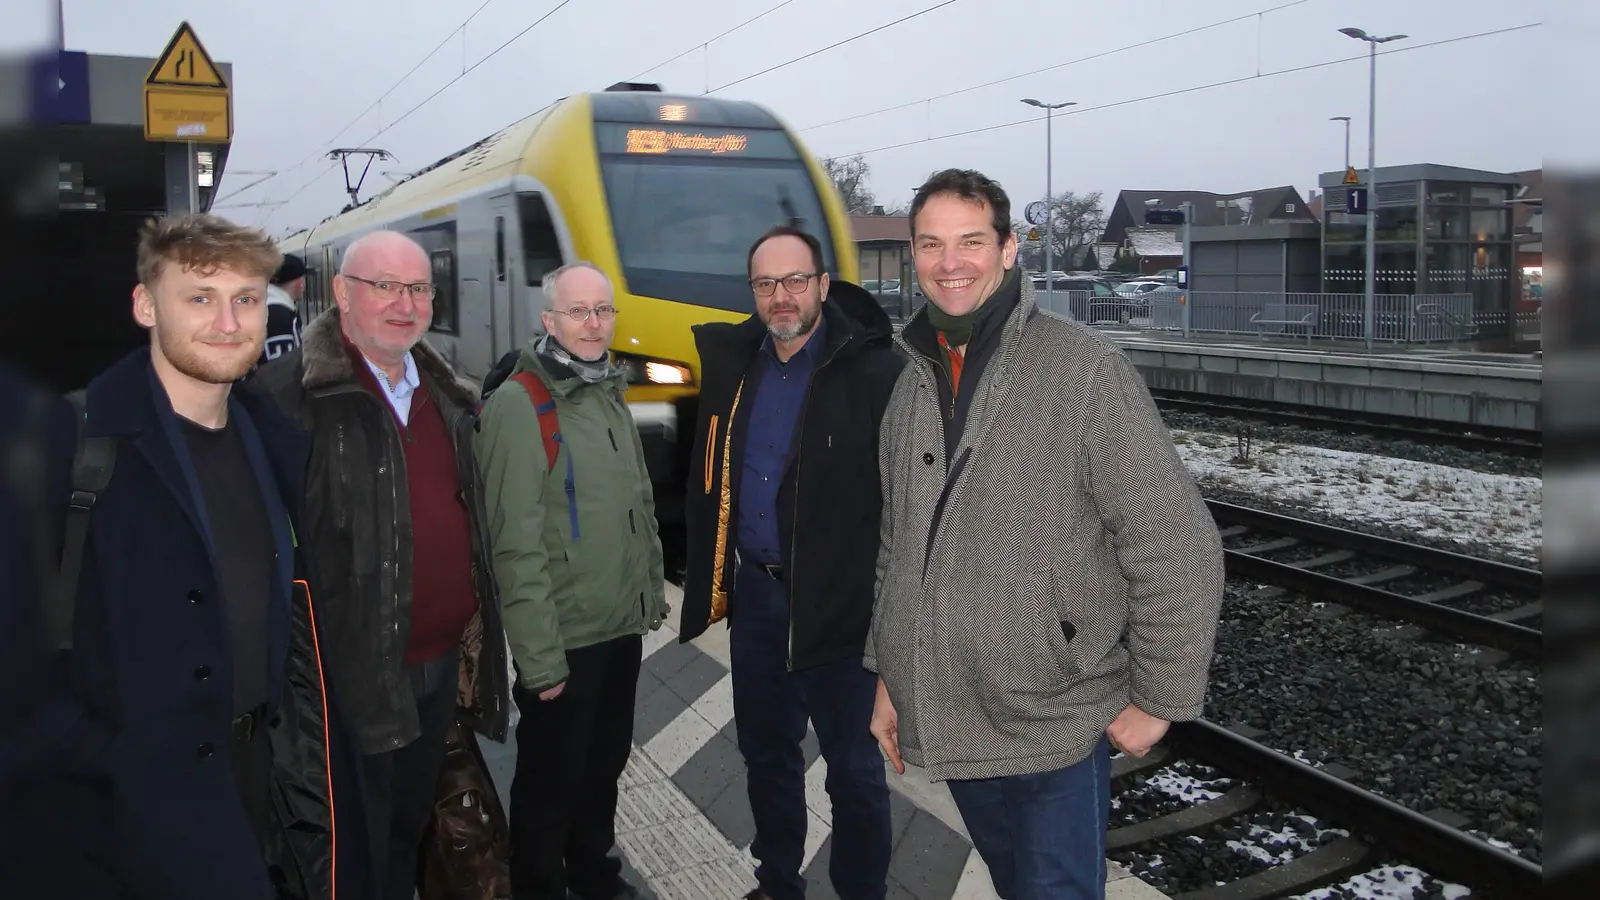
[736,316,827,565]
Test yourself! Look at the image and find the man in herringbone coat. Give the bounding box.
[865,169,1225,900]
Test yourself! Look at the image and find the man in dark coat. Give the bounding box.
[17,214,373,900]
[678,226,906,900]
[254,229,511,900]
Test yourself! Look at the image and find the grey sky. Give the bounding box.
[60,0,1550,236]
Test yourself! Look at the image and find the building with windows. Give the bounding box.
[1318,164,1519,337]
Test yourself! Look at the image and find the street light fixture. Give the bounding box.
[1340,26,1408,348]
[1329,115,1352,171]
[1021,97,1077,292]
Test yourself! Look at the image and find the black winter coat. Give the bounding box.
[678,281,905,671]
[15,348,373,900]
[253,309,510,755]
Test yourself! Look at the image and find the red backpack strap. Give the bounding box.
[509,371,560,474]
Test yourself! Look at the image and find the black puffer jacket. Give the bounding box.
[254,309,509,754]
[678,281,906,671]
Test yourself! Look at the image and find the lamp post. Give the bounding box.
[1021,98,1076,292]
[1330,115,1351,171]
[1339,26,1408,348]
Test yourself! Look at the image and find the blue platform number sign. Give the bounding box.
[1176,265,1189,289]
[1346,187,1369,216]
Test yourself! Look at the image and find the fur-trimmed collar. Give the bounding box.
[298,307,479,408]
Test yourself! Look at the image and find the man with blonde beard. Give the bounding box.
[25,214,371,900]
[257,230,510,900]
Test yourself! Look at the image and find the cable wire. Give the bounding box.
[264,0,578,227]
[840,24,1540,158]
[801,0,1314,132]
[706,0,964,94]
[625,0,801,83]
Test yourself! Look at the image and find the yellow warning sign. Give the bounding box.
[1028,228,1040,242]
[146,22,227,88]
[1343,166,1360,185]
[144,22,231,143]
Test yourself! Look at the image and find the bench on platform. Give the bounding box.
[1249,303,1319,343]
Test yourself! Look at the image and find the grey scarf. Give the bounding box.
[536,333,614,384]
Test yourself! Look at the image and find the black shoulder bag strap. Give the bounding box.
[51,389,117,651]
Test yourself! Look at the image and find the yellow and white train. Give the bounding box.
[279,83,858,527]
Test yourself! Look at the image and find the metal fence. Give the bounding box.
[1033,289,1483,344]
[879,288,1530,347]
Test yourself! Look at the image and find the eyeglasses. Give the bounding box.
[749,273,818,297]
[553,305,619,323]
[344,274,437,300]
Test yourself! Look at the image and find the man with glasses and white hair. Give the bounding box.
[678,226,905,900]
[474,260,667,900]
[255,229,511,900]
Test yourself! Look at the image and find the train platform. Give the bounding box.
[479,582,1169,900]
[1099,330,1543,432]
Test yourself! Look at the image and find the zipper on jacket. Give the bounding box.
[608,427,619,452]
[784,334,854,672]
[629,509,636,533]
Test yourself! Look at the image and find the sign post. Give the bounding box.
[143,22,230,213]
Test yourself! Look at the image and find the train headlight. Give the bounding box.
[616,352,694,387]
[644,361,691,385]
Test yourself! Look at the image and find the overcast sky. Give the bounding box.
[51,0,1563,235]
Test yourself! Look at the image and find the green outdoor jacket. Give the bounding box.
[474,346,668,691]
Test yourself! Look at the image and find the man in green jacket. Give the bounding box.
[474,260,668,900]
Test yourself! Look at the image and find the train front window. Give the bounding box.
[596,127,835,314]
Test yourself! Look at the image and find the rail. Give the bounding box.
[1169,720,1544,899]
[1208,500,1542,656]
[1150,389,1543,458]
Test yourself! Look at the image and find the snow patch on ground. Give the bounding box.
[1291,863,1470,899]
[1171,430,1542,563]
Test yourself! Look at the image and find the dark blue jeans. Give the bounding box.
[946,738,1112,900]
[729,563,891,900]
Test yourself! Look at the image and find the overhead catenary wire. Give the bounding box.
[705,0,965,94]
[800,0,1314,132]
[839,24,1540,159]
[624,0,801,83]
[239,0,499,207]
[264,0,578,227]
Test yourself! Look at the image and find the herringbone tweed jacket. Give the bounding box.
[864,277,1225,782]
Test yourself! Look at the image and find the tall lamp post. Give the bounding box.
[1330,115,1351,171]
[1021,98,1076,290]
[1339,26,1408,348]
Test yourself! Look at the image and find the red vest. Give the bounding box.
[351,351,478,665]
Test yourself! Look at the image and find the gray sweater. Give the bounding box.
[864,277,1225,782]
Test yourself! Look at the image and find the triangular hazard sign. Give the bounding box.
[1343,166,1360,185]
[146,22,227,89]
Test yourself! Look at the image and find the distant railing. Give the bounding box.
[883,287,1507,346]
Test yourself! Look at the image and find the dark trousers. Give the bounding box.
[508,633,641,900]
[946,737,1112,900]
[363,648,460,900]
[729,564,892,900]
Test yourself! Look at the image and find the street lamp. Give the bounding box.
[1340,26,1408,348]
[1329,115,1351,171]
[1021,97,1076,291]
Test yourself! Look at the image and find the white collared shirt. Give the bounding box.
[361,351,421,425]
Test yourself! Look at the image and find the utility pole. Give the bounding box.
[1340,27,1408,348]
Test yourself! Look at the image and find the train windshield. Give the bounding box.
[595,123,836,314]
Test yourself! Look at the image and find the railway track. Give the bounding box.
[1152,390,1542,458]
[1113,721,1543,899]
[1208,500,1542,657]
